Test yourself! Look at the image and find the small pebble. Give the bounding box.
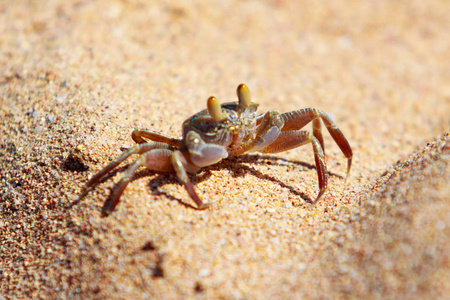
[32,110,41,118]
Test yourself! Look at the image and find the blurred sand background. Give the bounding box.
[1,0,449,299]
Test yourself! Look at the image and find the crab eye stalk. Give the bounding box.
[207,96,223,121]
[237,83,251,109]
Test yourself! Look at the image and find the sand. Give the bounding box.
[1,0,449,299]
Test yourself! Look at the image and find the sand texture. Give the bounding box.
[1,1,449,299]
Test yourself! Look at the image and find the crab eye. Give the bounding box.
[207,96,223,121]
[237,83,251,109]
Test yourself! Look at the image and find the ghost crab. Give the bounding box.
[81,84,352,215]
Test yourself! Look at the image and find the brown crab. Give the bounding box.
[80,84,353,215]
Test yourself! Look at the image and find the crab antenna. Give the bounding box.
[237,83,251,109]
[207,96,223,121]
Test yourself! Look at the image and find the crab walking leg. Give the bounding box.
[132,129,182,148]
[171,151,212,209]
[102,156,145,215]
[81,142,172,195]
[260,131,328,203]
[103,148,175,215]
[313,118,324,155]
[280,108,353,177]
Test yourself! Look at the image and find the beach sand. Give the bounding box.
[1,1,449,298]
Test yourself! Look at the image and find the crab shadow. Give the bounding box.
[71,154,344,213]
[135,154,344,209]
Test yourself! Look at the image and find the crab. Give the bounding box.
[80,84,353,215]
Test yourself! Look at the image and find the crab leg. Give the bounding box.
[132,129,182,148]
[260,131,328,203]
[280,108,353,177]
[171,151,212,209]
[102,156,145,215]
[102,148,175,215]
[81,142,172,193]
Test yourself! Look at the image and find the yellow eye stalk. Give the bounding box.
[237,83,251,109]
[207,96,224,121]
